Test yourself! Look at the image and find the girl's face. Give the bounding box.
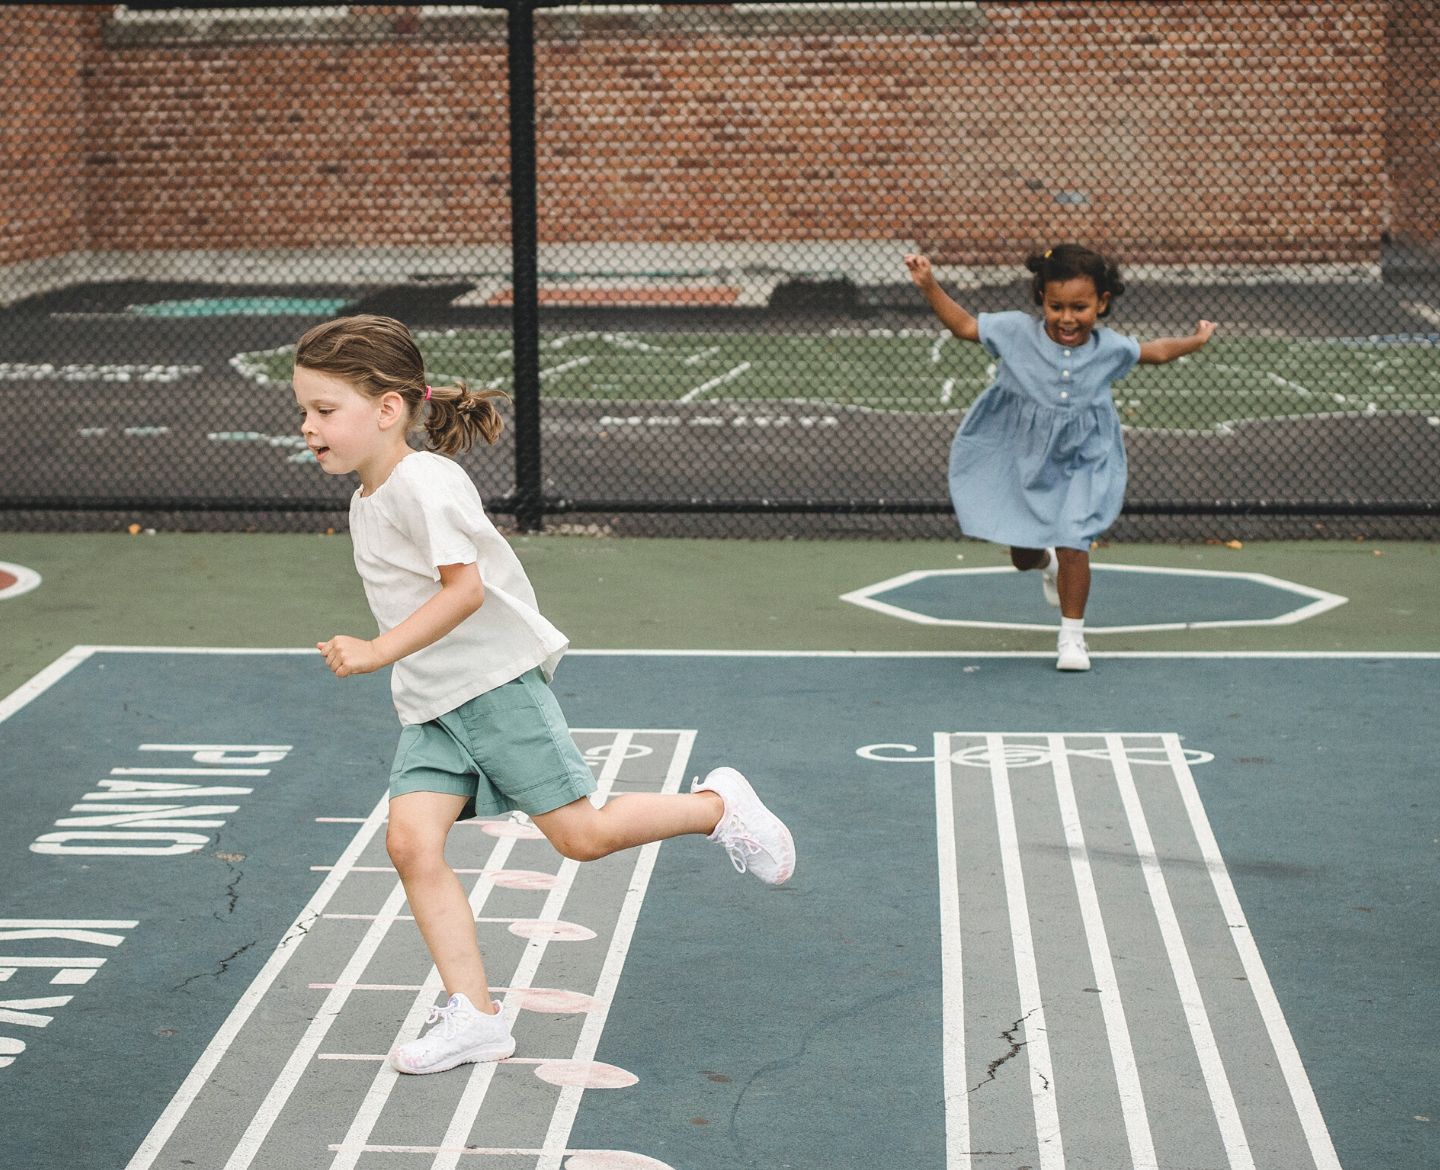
[1041,276,1109,348]
[293,366,405,488]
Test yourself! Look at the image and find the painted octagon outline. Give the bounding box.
[839,563,1348,633]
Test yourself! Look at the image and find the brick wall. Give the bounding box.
[0,7,92,268]
[3,2,1434,273]
[1387,0,1440,246]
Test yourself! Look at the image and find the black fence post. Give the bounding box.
[507,0,543,532]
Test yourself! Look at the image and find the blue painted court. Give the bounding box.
[0,648,1436,1169]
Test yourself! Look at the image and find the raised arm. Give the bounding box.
[1138,319,1217,365]
[318,560,485,678]
[905,253,981,343]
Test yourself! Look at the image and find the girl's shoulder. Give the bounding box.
[377,451,478,509]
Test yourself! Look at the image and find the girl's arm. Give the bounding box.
[905,253,980,342]
[1138,319,1217,365]
[318,560,485,678]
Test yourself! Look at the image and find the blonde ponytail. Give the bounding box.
[422,382,510,456]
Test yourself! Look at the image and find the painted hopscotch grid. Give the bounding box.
[126,728,695,1170]
[865,732,1343,1170]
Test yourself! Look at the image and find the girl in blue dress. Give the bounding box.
[905,244,1215,671]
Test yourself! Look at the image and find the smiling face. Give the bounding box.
[293,365,408,492]
[1040,276,1110,348]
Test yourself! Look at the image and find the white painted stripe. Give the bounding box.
[539,355,593,380]
[138,744,292,752]
[1107,734,1254,1170]
[933,734,971,1170]
[44,645,1440,661]
[534,731,694,1170]
[1165,734,1342,1170]
[124,793,391,1170]
[326,830,523,1170]
[0,646,94,724]
[431,733,637,1170]
[678,361,751,403]
[986,733,1064,1169]
[0,560,42,601]
[1049,735,1158,1170]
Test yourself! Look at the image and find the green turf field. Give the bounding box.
[239,328,1440,432]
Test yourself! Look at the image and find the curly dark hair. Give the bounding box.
[1025,244,1126,317]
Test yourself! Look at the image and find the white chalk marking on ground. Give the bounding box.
[1049,735,1158,1170]
[986,733,1065,1169]
[930,333,947,363]
[682,346,721,365]
[534,731,694,1170]
[933,734,972,1170]
[124,792,392,1170]
[1107,734,1255,1170]
[940,377,956,405]
[1165,734,1343,1170]
[678,361,751,403]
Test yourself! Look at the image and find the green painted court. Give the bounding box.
[0,535,1436,1169]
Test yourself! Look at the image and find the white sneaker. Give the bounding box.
[388,993,515,1075]
[1041,549,1060,608]
[1056,633,1090,672]
[692,767,796,885]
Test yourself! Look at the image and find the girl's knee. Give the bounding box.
[386,822,443,875]
[1009,546,1046,570]
[548,829,611,863]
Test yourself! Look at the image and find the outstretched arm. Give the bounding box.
[318,560,485,677]
[905,253,981,343]
[1138,319,1217,365]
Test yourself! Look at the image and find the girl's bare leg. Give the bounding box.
[531,791,723,862]
[1054,547,1091,619]
[387,791,498,1012]
[1009,546,1049,572]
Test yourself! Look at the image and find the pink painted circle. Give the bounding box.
[508,919,597,941]
[479,820,544,839]
[534,1060,638,1089]
[504,987,598,1013]
[489,868,560,890]
[564,1152,675,1170]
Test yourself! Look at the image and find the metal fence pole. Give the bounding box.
[507,0,543,532]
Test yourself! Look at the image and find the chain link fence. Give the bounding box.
[2,1,1437,538]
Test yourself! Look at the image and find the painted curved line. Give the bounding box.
[0,561,41,601]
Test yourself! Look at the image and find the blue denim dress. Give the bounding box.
[949,311,1142,550]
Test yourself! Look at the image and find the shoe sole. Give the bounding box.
[389,1038,516,1075]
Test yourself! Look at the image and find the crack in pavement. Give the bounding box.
[970,1008,1039,1093]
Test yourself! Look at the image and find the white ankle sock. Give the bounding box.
[1060,617,1085,635]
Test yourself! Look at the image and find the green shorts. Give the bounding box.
[388,668,597,819]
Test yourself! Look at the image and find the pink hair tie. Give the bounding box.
[423,384,433,401]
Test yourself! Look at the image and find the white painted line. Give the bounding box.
[1049,736,1157,1170]
[0,646,94,724]
[51,646,1440,661]
[432,734,638,1170]
[539,355,594,381]
[986,733,1065,1169]
[327,828,526,1170]
[839,564,1348,633]
[940,377,955,405]
[534,731,694,1170]
[678,361,751,403]
[933,733,971,1170]
[0,560,42,601]
[125,792,392,1170]
[1165,734,1343,1170]
[228,876,427,1170]
[1107,734,1255,1170]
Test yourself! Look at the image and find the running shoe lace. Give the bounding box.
[715,814,762,874]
